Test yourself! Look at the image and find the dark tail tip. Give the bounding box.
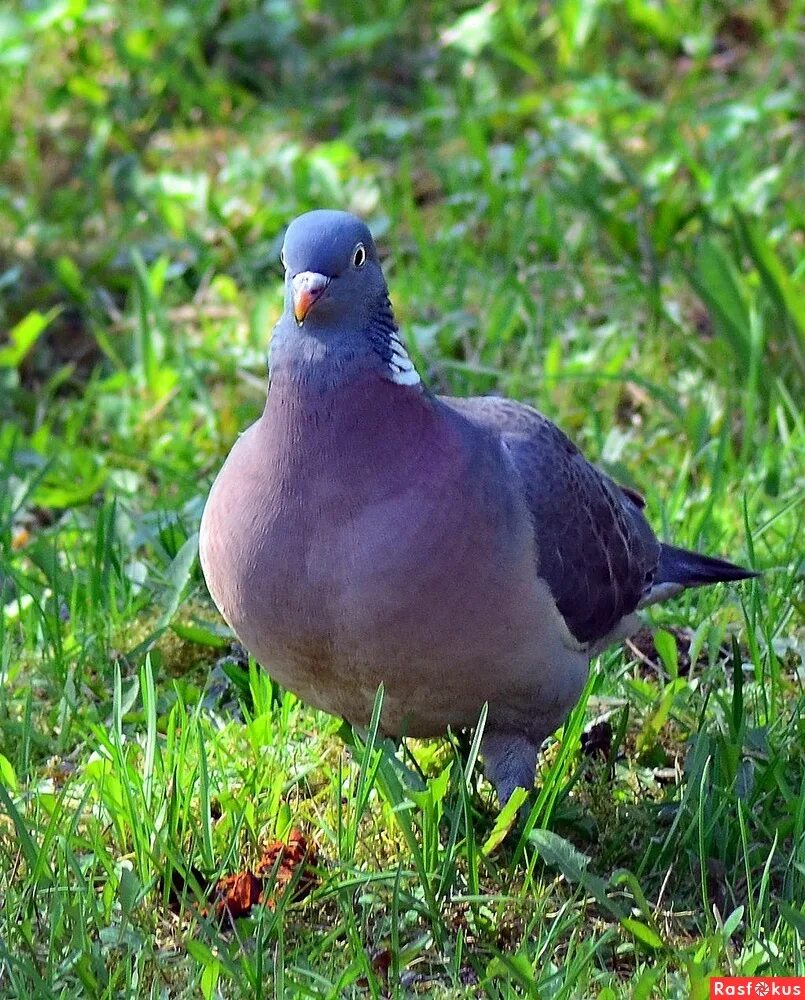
[657,543,760,588]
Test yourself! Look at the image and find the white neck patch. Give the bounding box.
[388,333,421,386]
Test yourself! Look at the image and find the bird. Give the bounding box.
[199,209,757,807]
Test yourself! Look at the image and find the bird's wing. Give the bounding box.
[443,395,661,647]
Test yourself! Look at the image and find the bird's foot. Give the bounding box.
[480,730,538,808]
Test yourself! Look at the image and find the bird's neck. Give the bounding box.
[268,299,420,391]
[260,364,440,487]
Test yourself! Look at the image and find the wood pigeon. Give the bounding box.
[199,210,757,806]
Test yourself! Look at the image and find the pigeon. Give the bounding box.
[199,209,757,806]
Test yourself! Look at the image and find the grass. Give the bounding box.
[0,0,803,996]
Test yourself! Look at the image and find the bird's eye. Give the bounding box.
[353,244,366,268]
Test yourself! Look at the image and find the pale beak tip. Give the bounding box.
[292,271,330,324]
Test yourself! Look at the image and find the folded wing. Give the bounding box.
[445,395,660,647]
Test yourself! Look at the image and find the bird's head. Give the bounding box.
[274,210,420,387]
[282,210,383,326]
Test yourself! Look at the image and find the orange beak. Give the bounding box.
[292,271,331,324]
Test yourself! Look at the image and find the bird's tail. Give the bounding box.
[656,543,759,588]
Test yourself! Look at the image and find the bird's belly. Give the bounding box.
[206,494,588,738]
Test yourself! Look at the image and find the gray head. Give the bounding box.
[272,210,420,387]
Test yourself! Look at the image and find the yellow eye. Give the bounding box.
[353,244,366,268]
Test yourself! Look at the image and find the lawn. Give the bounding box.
[0,1,803,996]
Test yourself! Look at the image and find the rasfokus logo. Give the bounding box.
[710,979,805,998]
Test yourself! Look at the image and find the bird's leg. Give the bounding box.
[480,730,538,807]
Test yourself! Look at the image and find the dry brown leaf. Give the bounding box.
[214,871,263,920]
[212,828,319,921]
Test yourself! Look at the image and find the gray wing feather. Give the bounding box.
[444,395,660,646]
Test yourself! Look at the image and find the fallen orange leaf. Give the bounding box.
[213,870,262,920]
[212,828,319,920]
